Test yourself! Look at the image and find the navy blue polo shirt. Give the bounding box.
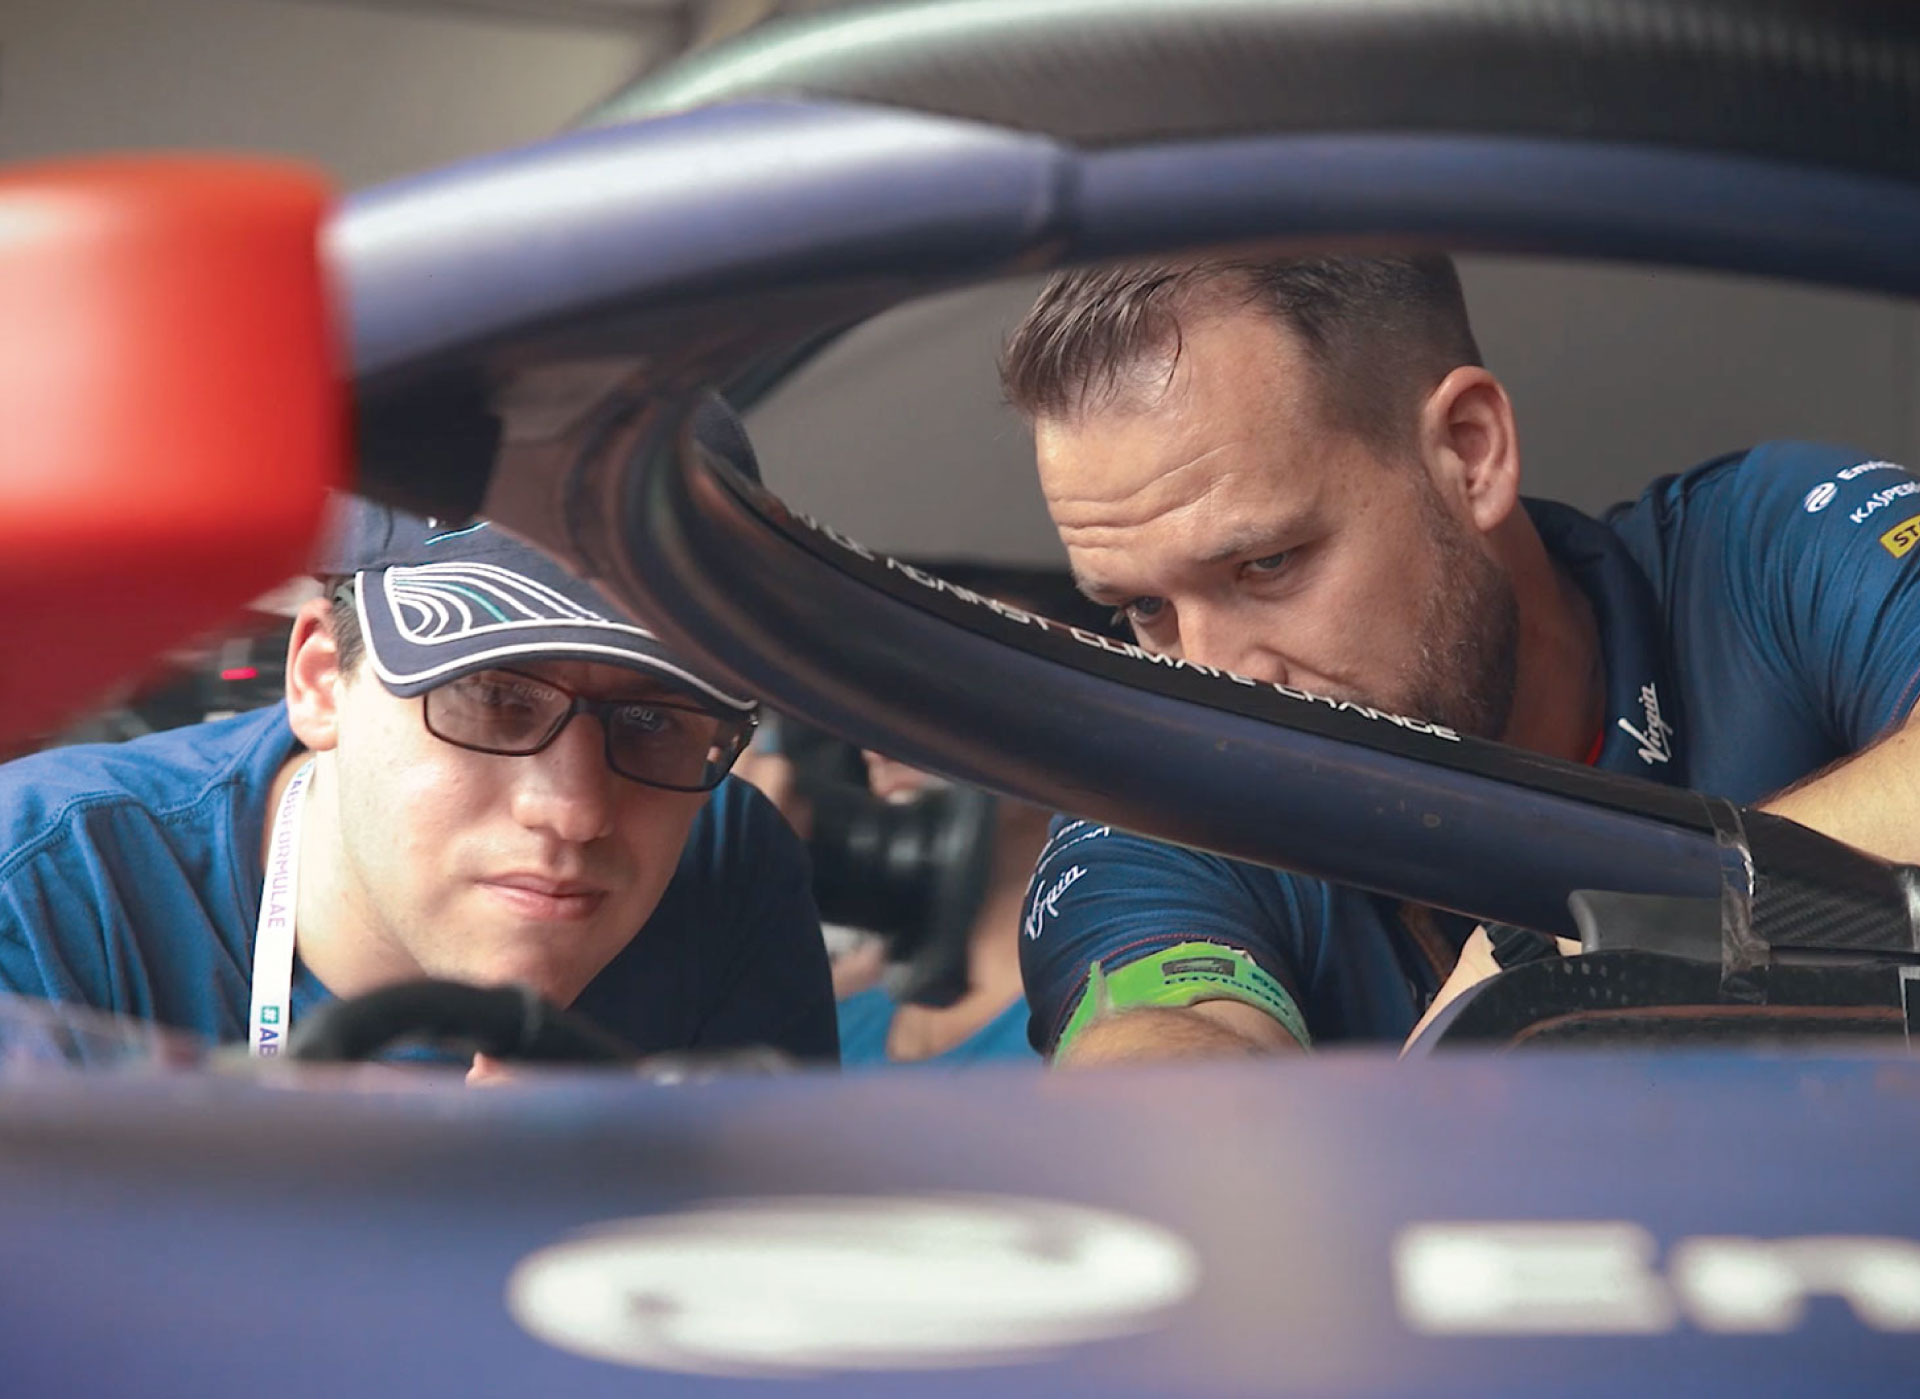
[0,705,838,1061]
[1019,441,1920,1053]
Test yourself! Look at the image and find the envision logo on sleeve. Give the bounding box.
[508,1195,1198,1377]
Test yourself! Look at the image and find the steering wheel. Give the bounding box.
[285,979,639,1065]
[284,980,802,1078]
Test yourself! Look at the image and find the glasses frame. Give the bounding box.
[421,666,757,793]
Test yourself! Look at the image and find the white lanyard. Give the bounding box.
[249,758,314,1056]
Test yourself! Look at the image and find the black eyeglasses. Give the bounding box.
[422,668,756,793]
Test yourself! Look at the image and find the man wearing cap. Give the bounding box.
[0,496,838,1068]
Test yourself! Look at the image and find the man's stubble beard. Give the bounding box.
[1397,479,1521,741]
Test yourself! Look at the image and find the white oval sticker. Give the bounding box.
[506,1193,1199,1377]
[1804,482,1838,513]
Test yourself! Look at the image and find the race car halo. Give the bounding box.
[336,0,1920,960]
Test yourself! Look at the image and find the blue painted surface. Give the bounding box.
[337,100,1064,380]
[337,110,1920,389]
[1070,132,1920,295]
[0,1050,1914,1396]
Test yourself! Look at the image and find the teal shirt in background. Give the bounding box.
[836,985,1040,1067]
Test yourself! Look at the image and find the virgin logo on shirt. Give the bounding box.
[1024,864,1087,941]
[1617,682,1675,766]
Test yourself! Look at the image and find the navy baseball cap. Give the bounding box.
[314,396,759,713]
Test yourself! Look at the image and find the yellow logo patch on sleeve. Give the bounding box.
[1881,514,1920,558]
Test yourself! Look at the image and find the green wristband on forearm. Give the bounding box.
[1054,940,1311,1057]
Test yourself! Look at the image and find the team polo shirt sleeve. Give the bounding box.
[0,824,110,1009]
[1615,442,1920,797]
[0,708,282,1043]
[1736,444,1920,743]
[1017,817,1315,1056]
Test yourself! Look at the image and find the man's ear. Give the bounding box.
[285,596,346,752]
[1417,366,1521,536]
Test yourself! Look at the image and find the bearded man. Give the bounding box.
[1003,256,1920,1062]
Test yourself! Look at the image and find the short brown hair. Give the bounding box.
[326,583,365,676]
[999,254,1482,448]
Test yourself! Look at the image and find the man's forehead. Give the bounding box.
[1041,408,1308,538]
[1040,372,1314,505]
[1050,435,1350,605]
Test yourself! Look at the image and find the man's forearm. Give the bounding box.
[1761,715,1920,864]
[1054,1000,1302,1067]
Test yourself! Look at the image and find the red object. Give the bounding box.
[0,156,346,747]
[219,667,260,683]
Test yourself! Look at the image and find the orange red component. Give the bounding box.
[0,156,347,748]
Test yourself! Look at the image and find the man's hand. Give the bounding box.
[828,935,887,1000]
[1055,997,1301,1067]
[466,1051,517,1086]
[1401,926,1579,1053]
